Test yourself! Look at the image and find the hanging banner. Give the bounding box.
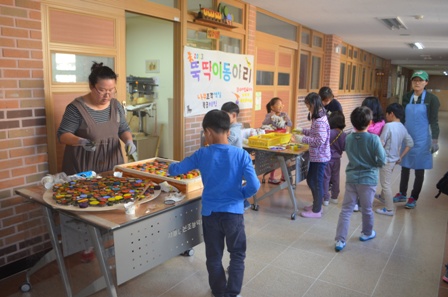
[184,46,254,117]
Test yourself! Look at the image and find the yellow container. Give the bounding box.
[248,133,292,148]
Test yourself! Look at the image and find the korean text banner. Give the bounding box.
[184,46,254,117]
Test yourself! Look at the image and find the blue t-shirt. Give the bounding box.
[168,144,260,216]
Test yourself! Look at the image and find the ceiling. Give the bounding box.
[244,0,448,76]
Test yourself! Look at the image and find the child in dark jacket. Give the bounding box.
[322,111,347,206]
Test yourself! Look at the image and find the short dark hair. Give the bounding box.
[350,106,372,131]
[328,110,346,130]
[88,62,117,86]
[304,92,325,119]
[385,102,404,120]
[202,109,230,134]
[318,86,334,101]
[266,97,282,113]
[221,101,240,115]
[361,96,383,123]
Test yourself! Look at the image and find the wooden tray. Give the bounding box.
[114,157,203,193]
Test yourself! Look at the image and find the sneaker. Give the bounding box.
[374,194,385,204]
[330,198,338,204]
[268,179,281,185]
[393,193,407,203]
[405,197,416,209]
[442,264,448,283]
[323,200,329,206]
[359,230,376,241]
[376,207,394,216]
[300,210,322,218]
[335,240,346,252]
[353,204,359,212]
[243,199,251,211]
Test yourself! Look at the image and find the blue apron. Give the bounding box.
[401,90,432,170]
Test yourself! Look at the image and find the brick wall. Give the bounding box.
[0,0,50,271]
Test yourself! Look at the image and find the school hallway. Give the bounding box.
[2,111,448,297]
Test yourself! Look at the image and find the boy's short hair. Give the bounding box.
[221,101,240,115]
[385,103,404,120]
[202,109,230,134]
[328,110,346,130]
[350,106,372,131]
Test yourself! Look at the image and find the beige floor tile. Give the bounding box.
[304,280,370,297]
[373,272,438,297]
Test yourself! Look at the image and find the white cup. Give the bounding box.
[124,202,136,215]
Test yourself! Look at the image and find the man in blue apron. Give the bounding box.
[394,70,440,209]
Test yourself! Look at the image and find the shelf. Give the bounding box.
[193,18,237,30]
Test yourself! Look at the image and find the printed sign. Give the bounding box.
[184,46,254,117]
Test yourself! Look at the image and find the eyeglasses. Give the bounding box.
[94,87,117,96]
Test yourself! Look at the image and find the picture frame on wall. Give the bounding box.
[145,60,160,73]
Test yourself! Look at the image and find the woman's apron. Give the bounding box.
[400,91,432,170]
[62,97,123,175]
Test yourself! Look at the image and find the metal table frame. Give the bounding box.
[244,146,309,220]
[15,186,203,297]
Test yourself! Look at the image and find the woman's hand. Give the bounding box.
[78,138,96,152]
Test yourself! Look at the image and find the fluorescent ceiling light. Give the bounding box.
[444,71,448,76]
[378,17,407,30]
[409,42,424,49]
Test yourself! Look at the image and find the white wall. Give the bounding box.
[126,14,174,159]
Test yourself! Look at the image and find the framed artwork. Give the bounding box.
[145,60,160,73]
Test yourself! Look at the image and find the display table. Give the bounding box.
[243,145,309,220]
[15,177,203,297]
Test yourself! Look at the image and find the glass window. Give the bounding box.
[187,29,214,50]
[220,35,241,53]
[348,48,353,58]
[351,65,357,90]
[341,46,347,55]
[301,31,310,46]
[51,53,114,83]
[313,35,323,48]
[278,73,290,86]
[220,2,243,24]
[188,0,212,11]
[256,12,297,41]
[339,63,345,90]
[353,50,358,59]
[361,67,366,90]
[311,56,321,89]
[299,53,309,89]
[346,64,352,90]
[256,71,274,85]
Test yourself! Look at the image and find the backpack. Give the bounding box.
[435,171,448,198]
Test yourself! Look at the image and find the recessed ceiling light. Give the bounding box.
[409,42,424,49]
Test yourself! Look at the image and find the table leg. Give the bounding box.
[42,207,73,297]
[277,155,298,220]
[87,226,118,297]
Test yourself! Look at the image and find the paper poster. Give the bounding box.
[184,46,254,117]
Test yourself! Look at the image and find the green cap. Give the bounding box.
[411,70,429,81]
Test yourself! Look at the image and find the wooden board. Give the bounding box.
[114,157,203,193]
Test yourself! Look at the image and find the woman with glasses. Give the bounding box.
[394,70,440,209]
[57,62,136,175]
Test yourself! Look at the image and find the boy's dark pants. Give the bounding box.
[203,212,246,297]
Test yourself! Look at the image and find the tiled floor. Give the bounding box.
[3,111,448,297]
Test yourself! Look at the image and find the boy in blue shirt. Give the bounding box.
[169,109,260,297]
[334,106,386,252]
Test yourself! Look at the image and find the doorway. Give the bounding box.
[125,12,174,159]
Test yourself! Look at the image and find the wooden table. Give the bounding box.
[243,145,309,220]
[16,179,203,297]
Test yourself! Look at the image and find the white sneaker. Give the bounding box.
[353,204,359,212]
[359,230,376,241]
[335,240,346,252]
[330,198,338,204]
[375,207,394,216]
[323,200,329,206]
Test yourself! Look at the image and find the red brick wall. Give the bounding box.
[0,0,50,268]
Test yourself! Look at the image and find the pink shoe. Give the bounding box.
[300,210,322,218]
[303,205,313,211]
